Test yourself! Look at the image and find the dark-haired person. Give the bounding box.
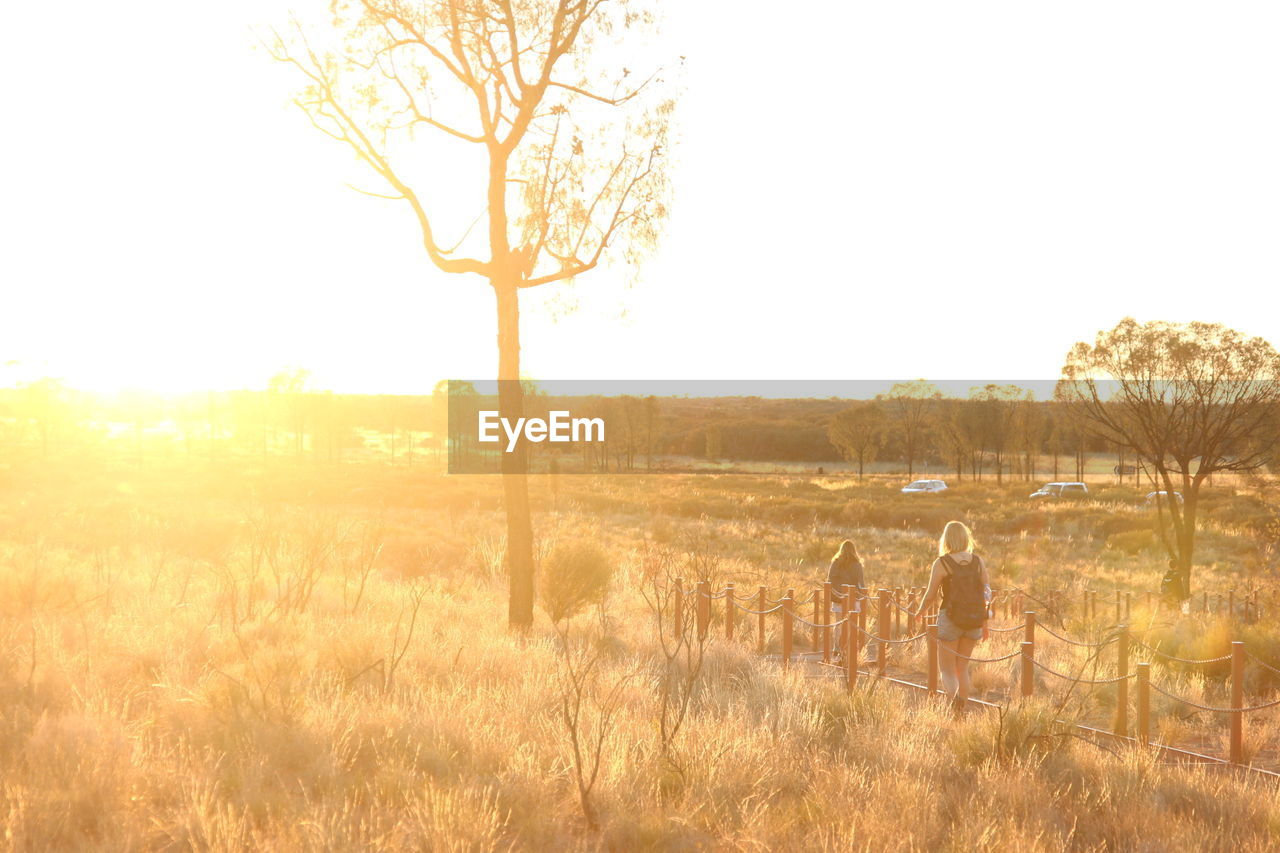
[914,521,990,712]
[827,539,865,660]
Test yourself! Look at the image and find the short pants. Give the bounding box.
[937,609,983,642]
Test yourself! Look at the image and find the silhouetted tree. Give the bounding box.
[269,1,676,627]
[827,401,884,480]
[1062,318,1280,598]
[969,384,1024,484]
[881,380,940,479]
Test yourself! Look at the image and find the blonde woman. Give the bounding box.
[827,540,865,659]
[914,521,990,712]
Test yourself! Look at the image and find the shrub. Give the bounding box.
[540,540,614,622]
[1094,487,1136,505]
[1106,529,1156,555]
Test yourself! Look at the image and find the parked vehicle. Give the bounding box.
[1030,481,1089,499]
[1146,490,1184,506]
[901,479,947,494]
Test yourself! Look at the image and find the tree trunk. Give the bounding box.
[496,283,536,628]
[1177,485,1199,599]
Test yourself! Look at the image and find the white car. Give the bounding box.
[1031,482,1089,499]
[901,479,948,494]
[1146,490,1184,506]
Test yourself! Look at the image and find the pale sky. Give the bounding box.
[3,2,1280,393]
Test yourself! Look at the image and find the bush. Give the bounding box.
[540,540,614,622]
[1106,529,1155,555]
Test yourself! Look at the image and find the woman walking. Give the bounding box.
[827,539,865,660]
[914,521,990,713]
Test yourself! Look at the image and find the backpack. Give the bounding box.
[941,554,987,630]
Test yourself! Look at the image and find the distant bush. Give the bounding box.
[541,540,614,622]
[1094,513,1152,539]
[1094,487,1136,505]
[1106,529,1155,555]
[1206,500,1272,534]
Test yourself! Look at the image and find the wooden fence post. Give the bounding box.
[877,589,890,676]
[1230,640,1244,764]
[782,591,794,670]
[725,583,735,641]
[1025,611,1036,645]
[849,581,860,666]
[1021,641,1034,699]
[674,579,684,641]
[757,586,767,653]
[822,582,832,664]
[1137,662,1150,746]
[696,580,710,642]
[1114,625,1129,737]
[857,588,868,656]
[893,587,903,638]
[1115,589,1121,624]
[1125,591,1132,621]
[812,588,822,652]
[926,621,938,695]
[846,586,858,691]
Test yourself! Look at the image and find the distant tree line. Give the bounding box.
[0,379,1159,479]
[0,372,443,466]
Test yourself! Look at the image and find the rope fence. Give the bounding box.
[670,579,1280,767]
[1133,640,1232,666]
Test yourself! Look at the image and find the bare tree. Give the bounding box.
[931,397,980,482]
[268,367,310,458]
[969,384,1025,484]
[880,380,940,479]
[1014,392,1044,482]
[638,544,708,793]
[827,401,884,480]
[1062,318,1280,598]
[18,377,71,459]
[267,1,675,626]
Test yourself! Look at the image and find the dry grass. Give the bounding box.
[0,459,1277,850]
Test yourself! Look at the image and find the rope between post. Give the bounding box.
[767,592,818,606]
[732,602,785,615]
[1036,623,1118,648]
[852,625,926,645]
[1246,652,1280,677]
[1132,640,1232,666]
[1146,681,1280,713]
[792,614,850,629]
[1029,658,1136,685]
[949,649,1023,664]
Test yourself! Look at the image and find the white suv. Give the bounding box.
[1031,482,1089,499]
[902,479,948,494]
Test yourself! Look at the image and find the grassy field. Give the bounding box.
[1,458,1278,850]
